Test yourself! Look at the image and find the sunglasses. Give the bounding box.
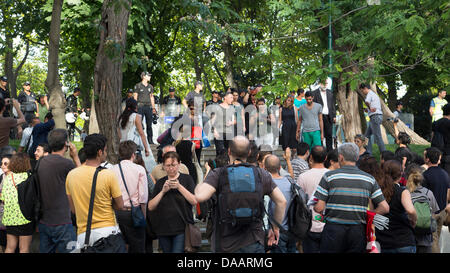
[1,161,8,166]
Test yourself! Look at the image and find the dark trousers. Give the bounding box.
[138,105,153,143]
[320,223,366,253]
[115,210,146,253]
[302,231,322,253]
[322,114,333,152]
[214,138,230,156]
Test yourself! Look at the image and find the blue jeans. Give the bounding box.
[38,223,76,253]
[233,242,265,253]
[382,246,416,253]
[271,233,297,253]
[365,114,385,154]
[158,233,185,253]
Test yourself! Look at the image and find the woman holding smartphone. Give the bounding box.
[147,151,197,253]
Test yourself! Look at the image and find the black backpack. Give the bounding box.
[268,176,312,241]
[16,159,42,222]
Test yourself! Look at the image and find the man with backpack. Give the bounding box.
[37,129,81,253]
[195,135,287,253]
[264,154,297,253]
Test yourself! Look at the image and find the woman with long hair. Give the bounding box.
[279,96,298,153]
[354,134,371,167]
[118,98,156,172]
[405,164,440,253]
[0,153,33,253]
[0,155,12,252]
[375,160,417,253]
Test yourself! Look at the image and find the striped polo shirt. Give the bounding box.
[313,165,385,225]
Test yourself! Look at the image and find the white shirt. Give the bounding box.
[365,90,383,116]
[19,126,33,152]
[320,90,329,115]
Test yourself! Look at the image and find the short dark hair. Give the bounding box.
[304,91,313,98]
[443,103,450,116]
[297,88,305,96]
[83,134,107,160]
[48,128,68,152]
[246,141,259,164]
[425,147,442,164]
[297,142,310,156]
[37,143,50,154]
[45,112,53,120]
[119,140,138,161]
[162,151,180,164]
[78,147,87,164]
[359,83,369,89]
[310,146,327,163]
[397,132,411,146]
[381,150,395,162]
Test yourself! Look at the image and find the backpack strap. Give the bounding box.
[83,166,105,249]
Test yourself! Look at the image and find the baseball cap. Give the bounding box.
[23,81,31,86]
[169,87,175,92]
[212,90,219,94]
[141,71,152,78]
[127,88,134,93]
[0,76,7,82]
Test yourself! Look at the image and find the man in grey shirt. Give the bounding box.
[360,83,385,154]
[296,91,324,150]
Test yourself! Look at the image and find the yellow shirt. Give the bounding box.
[65,165,122,235]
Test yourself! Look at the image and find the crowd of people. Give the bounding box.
[0,72,448,254]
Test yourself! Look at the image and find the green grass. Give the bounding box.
[8,139,84,152]
[370,144,429,161]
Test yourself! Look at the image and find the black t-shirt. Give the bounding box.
[149,173,195,236]
[133,82,154,104]
[432,117,450,155]
[185,91,205,110]
[38,154,76,225]
[423,166,450,213]
[375,184,416,249]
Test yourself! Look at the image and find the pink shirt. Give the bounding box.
[297,168,329,233]
[112,160,148,208]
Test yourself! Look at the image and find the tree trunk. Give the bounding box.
[222,36,237,89]
[336,75,362,143]
[44,0,66,129]
[385,75,397,111]
[93,0,132,164]
[4,34,16,98]
[356,85,430,145]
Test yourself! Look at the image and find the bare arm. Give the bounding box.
[194,182,216,203]
[175,182,197,206]
[268,187,287,244]
[112,195,124,211]
[401,190,417,227]
[278,107,282,129]
[148,180,172,211]
[314,200,326,214]
[319,113,324,140]
[12,99,26,125]
[135,114,150,156]
[372,200,389,215]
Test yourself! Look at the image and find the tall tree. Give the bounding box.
[93,0,132,163]
[45,0,66,129]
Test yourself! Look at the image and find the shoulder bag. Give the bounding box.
[81,167,127,253]
[118,162,147,228]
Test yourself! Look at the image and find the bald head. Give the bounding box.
[264,154,280,174]
[229,136,250,161]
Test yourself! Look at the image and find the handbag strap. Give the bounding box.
[84,166,104,249]
[118,162,134,209]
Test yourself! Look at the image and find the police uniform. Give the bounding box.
[134,81,154,143]
[17,91,37,124]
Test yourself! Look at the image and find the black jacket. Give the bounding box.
[312,88,336,120]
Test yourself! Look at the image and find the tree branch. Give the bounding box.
[14,40,30,76]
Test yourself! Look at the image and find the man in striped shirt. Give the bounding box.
[313,142,389,253]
